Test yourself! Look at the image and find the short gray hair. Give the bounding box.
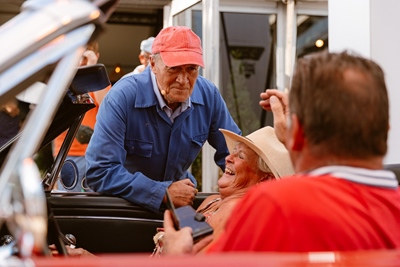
[257,156,272,174]
[151,53,161,63]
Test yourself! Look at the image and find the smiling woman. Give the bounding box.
[153,126,294,255]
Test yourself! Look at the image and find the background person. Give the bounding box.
[122,36,155,79]
[0,99,20,148]
[132,36,154,74]
[162,50,400,254]
[85,26,241,212]
[53,40,110,192]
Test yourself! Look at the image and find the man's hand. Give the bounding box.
[259,89,289,145]
[162,210,194,255]
[49,244,95,257]
[80,50,98,66]
[166,179,197,207]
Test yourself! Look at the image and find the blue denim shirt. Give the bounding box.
[85,67,241,212]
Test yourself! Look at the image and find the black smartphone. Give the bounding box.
[165,189,213,242]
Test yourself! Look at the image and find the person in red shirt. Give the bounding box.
[162,50,400,254]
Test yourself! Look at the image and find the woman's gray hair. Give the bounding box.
[257,156,272,174]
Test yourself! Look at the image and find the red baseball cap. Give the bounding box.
[152,26,205,68]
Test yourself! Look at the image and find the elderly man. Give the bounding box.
[85,26,240,212]
[162,50,400,254]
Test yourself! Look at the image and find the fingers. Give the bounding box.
[66,247,95,257]
[260,89,283,111]
[270,96,286,124]
[163,210,194,255]
[48,244,59,256]
[192,234,214,254]
[269,95,288,145]
[259,94,272,110]
[80,50,98,66]
[182,179,197,198]
[259,89,290,145]
[163,210,175,231]
[183,178,195,188]
[163,226,194,255]
[168,180,198,207]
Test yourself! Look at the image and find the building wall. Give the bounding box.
[329,0,400,164]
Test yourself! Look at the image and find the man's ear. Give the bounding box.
[149,56,156,73]
[287,114,305,152]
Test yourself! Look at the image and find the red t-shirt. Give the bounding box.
[207,172,400,252]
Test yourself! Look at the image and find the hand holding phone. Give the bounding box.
[165,189,213,242]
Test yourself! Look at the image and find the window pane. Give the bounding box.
[296,15,328,58]
[220,12,276,135]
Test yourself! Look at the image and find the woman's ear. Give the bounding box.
[259,172,275,183]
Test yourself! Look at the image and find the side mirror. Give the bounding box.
[69,64,111,95]
[59,159,79,190]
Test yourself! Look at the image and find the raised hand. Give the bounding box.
[259,89,289,145]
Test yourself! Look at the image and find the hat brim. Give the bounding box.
[219,127,294,179]
[160,51,205,68]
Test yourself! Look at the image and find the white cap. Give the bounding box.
[140,37,155,54]
[16,82,47,105]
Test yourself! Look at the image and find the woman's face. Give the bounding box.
[218,142,265,198]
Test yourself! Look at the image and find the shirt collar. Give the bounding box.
[307,165,398,189]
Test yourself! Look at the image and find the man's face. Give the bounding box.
[139,52,151,66]
[151,55,199,107]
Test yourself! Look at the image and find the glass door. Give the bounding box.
[220,12,277,134]
[166,0,328,191]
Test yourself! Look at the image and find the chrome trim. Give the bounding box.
[54,215,163,224]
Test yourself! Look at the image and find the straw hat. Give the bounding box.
[220,126,295,179]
